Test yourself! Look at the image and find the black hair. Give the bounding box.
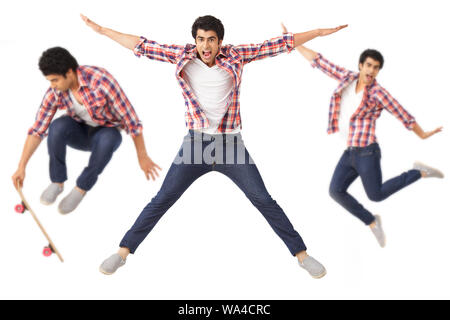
[359,49,384,69]
[38,47,79,77]
[191,15,224,41]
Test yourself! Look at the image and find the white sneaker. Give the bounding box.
[40,183,64,205]
[298,256,327,279]
[58,187,85,214]
[99,253,126,275]
[371,215,386,248]
[414,162,444,178]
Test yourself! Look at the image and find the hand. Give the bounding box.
[80,14,104,34]
[317,25,348,37]
[421,126,443,139]
[12,168,25,190]
[281,23,288,34]
[138,155,162,181]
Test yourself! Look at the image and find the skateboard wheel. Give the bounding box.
[43,247,53,257]
[15,203,25,214]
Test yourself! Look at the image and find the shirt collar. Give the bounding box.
[369,78,378,90]
[77,67,89,88]
[353,73,378,90]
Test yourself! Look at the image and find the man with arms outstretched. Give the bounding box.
[82,14,346,278]
[283,24,443,247]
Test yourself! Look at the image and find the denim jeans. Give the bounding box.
[47,116,122,191]
[120,130,307,256]
[329,143,422,225]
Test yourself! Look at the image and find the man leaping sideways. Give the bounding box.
[284,23,443,247]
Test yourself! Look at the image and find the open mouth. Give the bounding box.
[203,51,212,59]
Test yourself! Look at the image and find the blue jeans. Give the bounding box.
[329,143,422,225]
[120,130,307,256]
[47,116,122,191]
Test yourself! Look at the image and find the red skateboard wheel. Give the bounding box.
[15,203,25,214]
[43,247,53,257]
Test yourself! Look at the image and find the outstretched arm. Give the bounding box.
[234,23,346,65]
[292,24,347,48]
[295,45,318,62]
[282,23,350,81]
[378,88,443,139]
[81,14,140,50]
[412,123,443,140]
[282,23,318,62]
[81,14,183,64]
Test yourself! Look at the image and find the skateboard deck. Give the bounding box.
[15,187,64,262]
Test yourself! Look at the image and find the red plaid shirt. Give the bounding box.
[133,33,295,132]
[311,54,416,147]
[29,66,143,138]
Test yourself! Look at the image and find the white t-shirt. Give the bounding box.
[339,80,363,142]
[69,90,99,127]
[182,58,239,134]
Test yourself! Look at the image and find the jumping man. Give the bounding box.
[283,23,443,247]
[82,15,347,278]
[12,47,161,214]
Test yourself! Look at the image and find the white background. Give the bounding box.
[1,0,449,300]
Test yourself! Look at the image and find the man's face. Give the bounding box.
[358,57,381,85]
[195,29,222,67]
[45,70,75,91]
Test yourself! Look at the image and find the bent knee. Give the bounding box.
[95,130,122,152]
[48,116,75,135]
[367,192,384,202]
[329,185,344,200]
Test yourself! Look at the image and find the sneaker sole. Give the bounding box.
[58,207,71,215]
[40,198,55,206]
[58,203,78,215]
[99,267,114,275]
[312,270,327,279]
[299,261,327,279]
[374,215,386,248]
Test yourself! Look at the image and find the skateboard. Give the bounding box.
[14,186,64,262]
